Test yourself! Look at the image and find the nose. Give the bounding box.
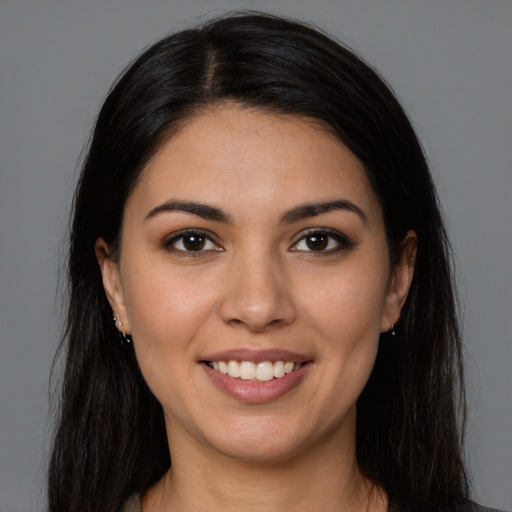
[218,250,297,332]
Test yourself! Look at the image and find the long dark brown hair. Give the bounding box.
[49,12,469,512]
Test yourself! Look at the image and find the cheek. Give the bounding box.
[120,265,220,389]
[305,262,389,342]
[124,264,216,335]
[121,267,219,413]
[304,258,389,394]
[308,273,386,404]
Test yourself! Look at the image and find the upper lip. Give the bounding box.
[201,348,312,364]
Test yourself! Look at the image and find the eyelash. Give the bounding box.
[290,228,355,254]
[163,228,354,256]
[163,229,222,256]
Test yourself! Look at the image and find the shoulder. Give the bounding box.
[118,496,509,512]
[464,502,508,512]
[388,502,508,512]
[120,493,142,512]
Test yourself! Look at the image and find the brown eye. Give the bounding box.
[305,233,328,251]
[165,230,220,253]
[291,229,354,253]
[182,234,206,251]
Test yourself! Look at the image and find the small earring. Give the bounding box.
[390,324,396,336]
[118,331,132,345]
[113,316,132,344]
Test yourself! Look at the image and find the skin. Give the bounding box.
[96,105,416,512]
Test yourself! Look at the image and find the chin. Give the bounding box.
[215,438,304,464]
[205,418,309,463]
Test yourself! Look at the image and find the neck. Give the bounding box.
[143,422,387,512]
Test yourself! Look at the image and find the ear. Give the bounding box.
[95,238,131,333]
[381,231,417,332]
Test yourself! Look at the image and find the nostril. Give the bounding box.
[226,316,288,333]
[217,265,297,330]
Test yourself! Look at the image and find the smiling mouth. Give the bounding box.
[205,360,304,382]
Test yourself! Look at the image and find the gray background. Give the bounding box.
[0,0,510,510]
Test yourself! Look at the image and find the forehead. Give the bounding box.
[126,106,382,224]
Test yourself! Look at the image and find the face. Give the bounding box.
[97,106,415,464]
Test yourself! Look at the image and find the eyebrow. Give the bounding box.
[280,200,368,225]
[144,198,368,225]
[144,200,233,223]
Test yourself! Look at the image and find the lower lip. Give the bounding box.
[201,362,311,404]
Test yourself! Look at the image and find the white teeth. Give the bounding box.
[219,361,228,375]
[240,361,256,380]
[273,360,285,378]
[209,360,301,381]
[284,361,295,374]
[256,361,274,381]
[227,360,240,378]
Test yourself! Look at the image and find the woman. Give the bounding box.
[48,12,501,512]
